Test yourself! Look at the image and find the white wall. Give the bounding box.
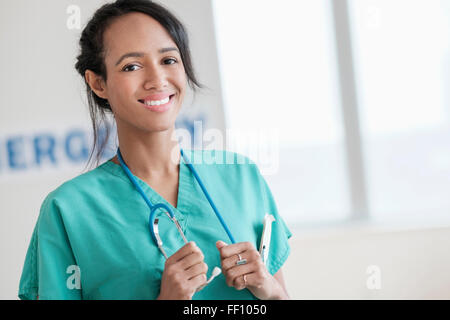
[284,223,450,299]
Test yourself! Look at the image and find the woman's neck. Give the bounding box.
[111,126,181,179]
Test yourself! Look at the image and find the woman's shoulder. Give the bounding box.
[42,160,116,205]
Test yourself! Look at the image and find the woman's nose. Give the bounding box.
[143,63,169,90]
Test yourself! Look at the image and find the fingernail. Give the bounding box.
[216,240,226,248]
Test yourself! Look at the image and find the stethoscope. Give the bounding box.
[116,146,235,288]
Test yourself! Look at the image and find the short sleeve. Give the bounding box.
[18,194,82,300]
[256,170,293,276]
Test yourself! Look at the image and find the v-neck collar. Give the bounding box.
[98,151,196,222]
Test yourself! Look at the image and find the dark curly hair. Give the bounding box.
[75,0,202,169]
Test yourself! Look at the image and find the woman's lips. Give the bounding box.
[140,93,173,101]
[138,94,175,113]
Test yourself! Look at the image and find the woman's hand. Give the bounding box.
[216,240,288,300]
[157,241,208,300]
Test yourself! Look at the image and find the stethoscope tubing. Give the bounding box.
[117,148,171,244]
[180,149,236,244]
[117,147,236,247]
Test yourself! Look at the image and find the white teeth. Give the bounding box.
[144,97,170,106]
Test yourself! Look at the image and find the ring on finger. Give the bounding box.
[236,253,247,266]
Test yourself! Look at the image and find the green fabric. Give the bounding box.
[18,150,292,300]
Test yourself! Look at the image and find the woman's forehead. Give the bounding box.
[103,12,177,60]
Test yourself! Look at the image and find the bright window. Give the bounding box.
[213,0,351,226]
[348,0,450,223]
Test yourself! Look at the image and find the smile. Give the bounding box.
[138,94,175,113]
[141,96,169,106]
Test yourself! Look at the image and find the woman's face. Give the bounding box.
[96,12,187,134]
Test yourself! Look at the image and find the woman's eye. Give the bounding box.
[123,64,140,72]
[164,58,177,65]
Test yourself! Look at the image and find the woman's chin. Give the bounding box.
[143,122,177,133]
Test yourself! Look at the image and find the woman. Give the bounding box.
[19,0,292,300]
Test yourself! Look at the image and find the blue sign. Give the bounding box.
[0,114,205,175]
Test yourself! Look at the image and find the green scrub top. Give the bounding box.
[18,150,292,300]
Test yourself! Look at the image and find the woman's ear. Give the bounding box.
[85,69,108,100]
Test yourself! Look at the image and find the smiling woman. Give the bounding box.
[18,0,292,300]
[84,11,188,151]
[74,1,201,169]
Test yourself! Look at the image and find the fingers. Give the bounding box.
[167,241,199,265]
[216,241,254,260]
[220,247,261,272]
[215,240,227,250]
[223,260,255,287]
[186,261,208,280]
[176,248,204,270]
[159,242,208,300]
[166,241,206,277]
[215,240,261,282]
[189,273,208,290]
[216,240,271,293]
[223,261,261,287]
[234,273,252,291]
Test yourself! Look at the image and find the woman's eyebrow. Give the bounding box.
[115,47,179,66]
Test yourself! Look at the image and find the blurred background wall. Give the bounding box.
[1,0,449,299]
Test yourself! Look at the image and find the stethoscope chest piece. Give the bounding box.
[153,214,188,259]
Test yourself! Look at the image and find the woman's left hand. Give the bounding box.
[216,240,285,300]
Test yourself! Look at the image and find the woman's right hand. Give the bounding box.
[157,241,208,300]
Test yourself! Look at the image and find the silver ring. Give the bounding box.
[236,253,247,266]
